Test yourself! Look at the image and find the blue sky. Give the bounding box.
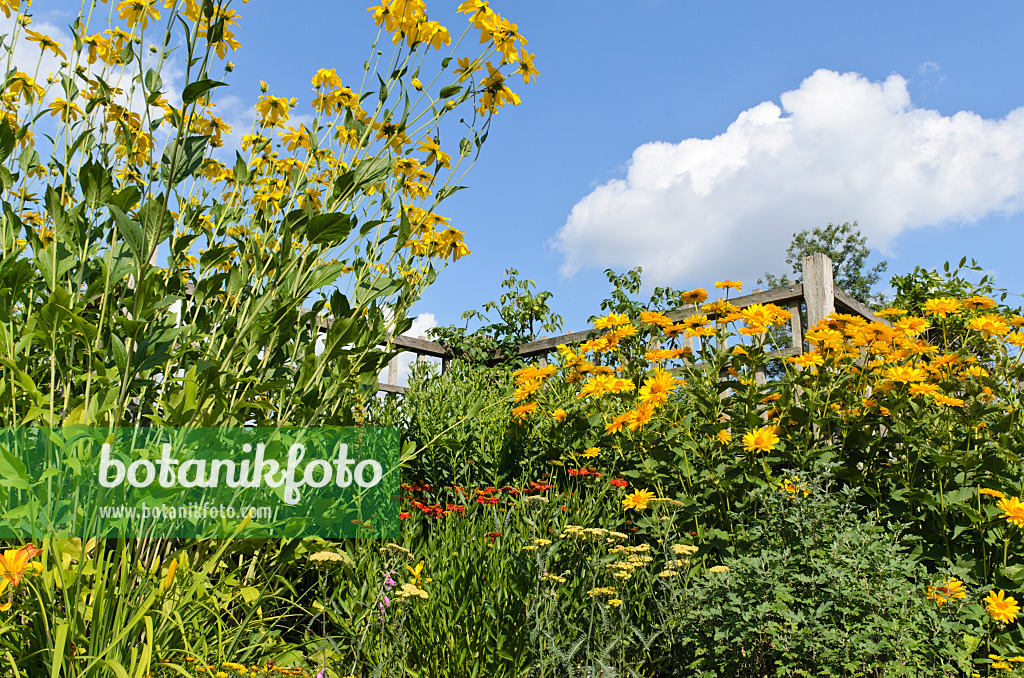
[40,1,1024,340]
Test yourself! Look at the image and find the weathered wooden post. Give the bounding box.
[387,355,398,386]
[789,299,803,354]
[802,253,835,329]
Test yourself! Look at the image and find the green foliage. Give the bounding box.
[760,221,889,307]
[430,267,565,364]
[890,257,1010,352]
[672,470,978,677]
[369,359,519,491]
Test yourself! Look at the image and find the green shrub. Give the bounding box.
[670,469,978,677]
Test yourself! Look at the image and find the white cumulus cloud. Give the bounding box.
[555,69,1024,285]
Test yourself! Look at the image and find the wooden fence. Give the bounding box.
[376,253,887,394]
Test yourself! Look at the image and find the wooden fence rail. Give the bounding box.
[375,253,887,394]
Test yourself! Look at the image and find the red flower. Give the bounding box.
[416,503,445,518]
[501,486,521,496]
[446,504,466,512]
[528,481,553,492]
[568,468,583,477]
[609,478,628,488]
[476,495,500,506]
[486,531,502,543]
[399,512,411,519]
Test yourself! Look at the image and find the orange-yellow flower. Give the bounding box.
[926,577,966,607]
[679,288,709,304]
[998,496,1024,528]
[968,315,1011,339]
[986,589,1020,624]
[874,307,908,318]
[894,316,928,336]
[922,297,962,318]
[593,313,631,329]
[933,394,964,407]
[512,402,537,422]
[964,295,997,311]
[980,488,1006,499]
[881,364,927,383]
[605,412,630,435]
[622,488,655,510]
[742,425,779,453]
[639,310,672,328]
[115,0,161,28]
[714,280,742,291]
[638,368,683,407]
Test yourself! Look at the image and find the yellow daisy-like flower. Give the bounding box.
[680,288,709,304]
[926,577,967,607]
[882,364,927,383]
[593,313,631,329]
[874,307,908,318]
[579,447,600,459]
[741,425,779,454]
[512,402,537,422]
[963,295,997,311]
[922,297,962,318]
[714,280,742,291]
[933,393,965,407]
[986,589,1020,624]
[622,488,655,511]
[980,488,1006,499]
[998,496,1024,528]
[717,429,732,444]
[638,368,684,407]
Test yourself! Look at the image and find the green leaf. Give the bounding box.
[80,159,114,208]
[108,185,141,213]
[232,151,250,185]
[144,68,162,92]
[0,446,29,489]
[439,84,461,99]
[50,623,68,678]
[107,205,146,265]
[161,135,209,186]
[208,16,225,44]
[109,333,129,376]
[0,121,15,164]
[306,212,355,246]
[44,186,73,245]
[182,78,226,105]
[436,185,467,201]
[139,200,174,250]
